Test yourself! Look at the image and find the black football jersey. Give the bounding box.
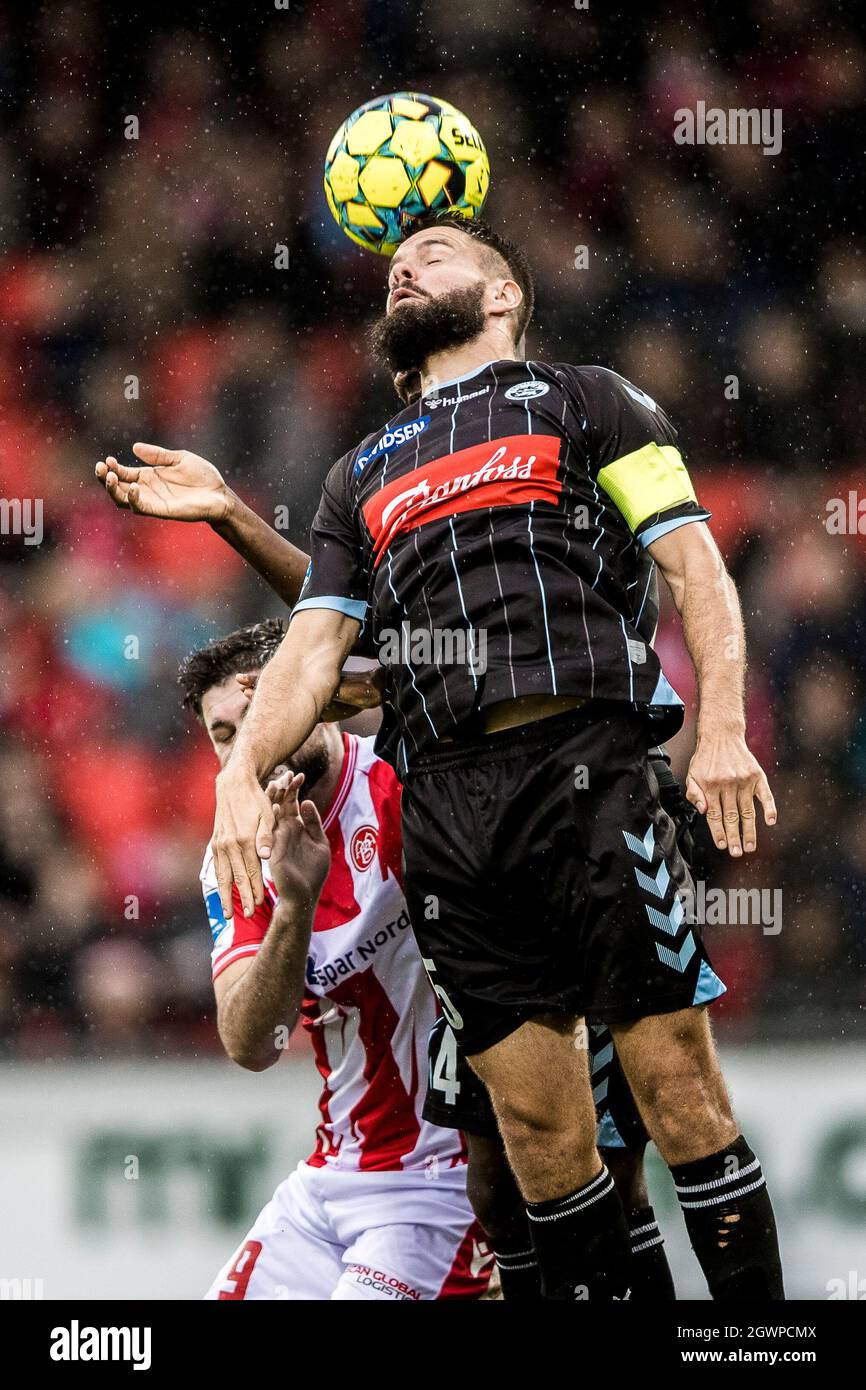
[295,358,710,772]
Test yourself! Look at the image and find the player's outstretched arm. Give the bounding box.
[213,606,359,918]
[236,667,384,725]
[215,774,331,1071]
[649,521,777,858]
[95,442,310,607]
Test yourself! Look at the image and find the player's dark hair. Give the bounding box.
[402,211,535,344]
[178,617,286,719]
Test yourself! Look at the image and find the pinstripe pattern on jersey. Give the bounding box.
[301,360,707,763]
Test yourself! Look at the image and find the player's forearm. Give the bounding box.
[217,900,312,1070]
[213,493,310,608]
[229,641,339,782]
[665,547,746,736]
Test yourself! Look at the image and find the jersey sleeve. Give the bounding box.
[292,453,369,625]
[565,365,711,548]
[200,849,274,982]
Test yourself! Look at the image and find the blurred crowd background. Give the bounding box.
[0,0,864,1057]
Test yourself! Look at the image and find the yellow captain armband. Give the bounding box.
[596,443,698,533]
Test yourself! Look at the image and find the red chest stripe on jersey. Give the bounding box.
[363,433,563,566]
[302,993,345,1166]
[316,818,362,931]
[327,969,421,1171]
[366,757,404,888]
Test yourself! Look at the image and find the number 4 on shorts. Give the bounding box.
[431,1021,462,1107]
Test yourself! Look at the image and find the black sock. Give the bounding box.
[671,1134,785,1300]
[526,1166,631,1300]
[626,1205,676,1300]
[493,1241,543,1301]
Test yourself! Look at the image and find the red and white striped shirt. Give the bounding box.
[201,733,465,1175]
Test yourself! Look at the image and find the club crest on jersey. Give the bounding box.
[505,380,550,401]
[350,824,378,871]
[354,417,430,477]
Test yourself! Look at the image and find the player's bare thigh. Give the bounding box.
[610,1005,738,1166]
[468,1012,601,1201]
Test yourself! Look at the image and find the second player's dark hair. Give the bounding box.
[178,617,286,718]
[402,210,535,344]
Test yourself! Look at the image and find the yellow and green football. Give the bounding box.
[324,92,490,256]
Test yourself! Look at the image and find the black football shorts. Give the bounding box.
[402,704,725,1057]
[420,744,724,1143]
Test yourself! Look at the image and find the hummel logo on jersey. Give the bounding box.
[427,385,490,408]
[354,417,430,476]
[505,380,550,401]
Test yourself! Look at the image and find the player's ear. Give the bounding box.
[489,277,522,320]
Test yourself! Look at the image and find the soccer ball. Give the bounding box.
[324,92,490,257]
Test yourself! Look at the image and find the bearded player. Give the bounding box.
[209,210,784,1301]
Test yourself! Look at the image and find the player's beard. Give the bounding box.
[285,731,330,795]
[368,280,487,377]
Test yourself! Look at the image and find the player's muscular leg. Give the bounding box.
[612,1007,784,1299]
[468,1012,600,1202]
[602,1147,649,1211]
[464,1133,526,1249]
[610,1005,737,1165]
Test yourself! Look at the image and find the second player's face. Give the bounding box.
[201,675,286,783]
[386,227,486,314]
[200,674,330,792]
[201,675,259,770]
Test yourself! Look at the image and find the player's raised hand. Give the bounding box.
[686,733,777,858]
[95,443,232,523]
[236,667,384,722]
[322,668,385,721]
[212,761,276,919]
[267,773,331,907]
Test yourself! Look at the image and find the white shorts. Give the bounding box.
[204,1160,494,1301]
